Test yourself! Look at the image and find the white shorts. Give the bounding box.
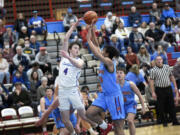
[58,89,84,111]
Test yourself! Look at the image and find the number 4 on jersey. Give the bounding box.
[64,68,68,75]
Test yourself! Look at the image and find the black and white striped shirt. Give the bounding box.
[150,64,172,88]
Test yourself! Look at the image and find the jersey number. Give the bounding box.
[64,68,68,75]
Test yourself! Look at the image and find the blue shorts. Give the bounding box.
[124,101,137,116]
[53,108,77,129]
[92,92,125,120]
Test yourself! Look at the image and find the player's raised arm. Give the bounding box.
[63,19,82,51]
[130,81,146,114]
[87,26,113,67]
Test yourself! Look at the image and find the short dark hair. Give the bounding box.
[45,86,53,91]
[81,86,89,92]
[68,42,82,51]
[103,45,119,59]
[116,66,126,73]
[32,62,39,67]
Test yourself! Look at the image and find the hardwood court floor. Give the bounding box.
[108,125,180,135]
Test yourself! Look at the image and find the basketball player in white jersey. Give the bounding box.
[58,19,96,135]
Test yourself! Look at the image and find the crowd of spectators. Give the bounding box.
[0,2,179,133]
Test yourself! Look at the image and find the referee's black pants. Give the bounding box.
[155,86,177,124]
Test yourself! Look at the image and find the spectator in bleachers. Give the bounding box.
[125,46,140,71]
[0,51,10,84]
[29,35,41,54]
[2,43,15,74]
[37,76,48,102]
[0,5,6,20]
[23,40,35,61]
[99,24,110,44]
[11,82,31,109]
[174,20,180,46]
[128,6,141,26]
[139,63,150,83]
[0,19,6,49]
[18,26,29,40]
[161,3,177,23]
[149,3,161,25]
[53,58,61,80]
[14,64,30,88]
[45,72,54,86]
[3,27,18,49]
[115,22,129,51]
[145,22,168,52]
[28,11,47,46]
[137,45,151,66]
[151,45,168,65]
[126,64,147,94]
[35,47,51,73]
[17,38,25,48]
[129,24,145,53]
[139,22,148,36]
[112,16,124,34]
[29,71,41,105]
[14,13,28,34]
[0,87,7,111]
[173,57,180,89]
[160,18,176,46]
[109,34,121,54]
[104,12,116,33]
[13,46,30,71]
[27,62,43,81]
[63,8,80,32]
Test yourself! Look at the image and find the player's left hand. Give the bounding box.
[60,50,70,59]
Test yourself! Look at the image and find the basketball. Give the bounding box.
[83,11,98,25]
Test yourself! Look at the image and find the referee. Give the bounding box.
[149,56,179,126]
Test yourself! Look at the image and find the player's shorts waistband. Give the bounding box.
[103,91,122,96]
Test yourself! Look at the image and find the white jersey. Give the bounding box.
[58,57,81,90]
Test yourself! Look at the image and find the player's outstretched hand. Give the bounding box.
[60,50,70,59]
[72,18,83,27]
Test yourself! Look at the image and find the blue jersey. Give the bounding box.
[119,80,136,105]
[98,61,120,95]
[53,108,77,129]
[39,96,54,118]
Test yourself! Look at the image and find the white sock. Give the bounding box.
[88,127,94,133]
[43,127,47,132]
[99,120,107,129]
[70,131,76,135]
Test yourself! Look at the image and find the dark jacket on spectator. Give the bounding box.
[145,28,164,42]
[14,19,28,33]
[30,80,41,102]
[11,90,31,107]
[128,12,141,26]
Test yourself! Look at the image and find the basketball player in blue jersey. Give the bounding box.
[37,76,81,135]
[86,24,125,135]
[116,67,145,135]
